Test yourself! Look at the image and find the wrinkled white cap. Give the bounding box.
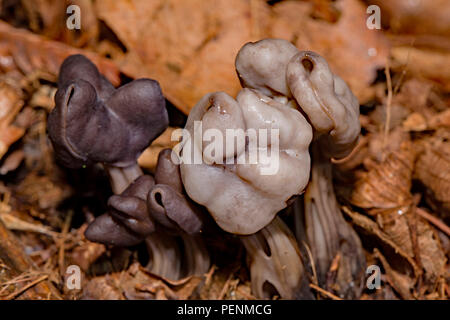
[180,91,312,235]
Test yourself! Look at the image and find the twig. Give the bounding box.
[0,212,58,237]
[4,274,48,300]
[58,210,74,275]
[416,208,450,237]
[204,265,217,287]
[217,272,234,300]
[301,240,318,286]
[309,283,342,300]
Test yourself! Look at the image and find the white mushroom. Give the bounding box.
[179,90,312,235]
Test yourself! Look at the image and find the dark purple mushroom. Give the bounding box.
[85,175,155,246]
[147,149,204,234]
[48,54,169,193]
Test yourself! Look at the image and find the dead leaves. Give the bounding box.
[0,20,120,85]
[0,82,24,160]
[96,0,388,113]
[415,133,450,213]
[351,138,415,211]
[348,133,447,294]
[82,262,205,300]
[271,0,389,102]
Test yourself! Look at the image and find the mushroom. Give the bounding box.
[47,54,169,194]
[145,148,210,279]
[48,54,167,244]
[179,38,365,298]
[179,90,312,235]
[293,144,366,299]
[241,216,313,299]
[48,55,209,280]
[148,149,205,234]
[178,39,315,299]
[286,51,360,159]
[84,175,155,246]
[286,48,366,298]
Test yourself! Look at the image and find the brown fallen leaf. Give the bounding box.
[0,20,120,85]
[414,132,450,214]
[352,138,415,210]
[0,82,24,160]
[95,0,271,114]
[351,134,447,285]
[96,0,388,114]
[373,248,415,299]
[368,0,450,37]
[138,127,178,172]
[376,208,447,284]
[270,0,389,102]
[402,113,427,132]
[342,206,421,279]
[391,46,450,91]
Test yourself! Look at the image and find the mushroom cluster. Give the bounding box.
[47,55,209,280]
[48,39,364,298]
[179,39,363,298]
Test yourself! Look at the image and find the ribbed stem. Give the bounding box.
[241,216,312,299]
[294,142,366,298]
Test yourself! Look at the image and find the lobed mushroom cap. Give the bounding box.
[287,51,360,159]
[85,175,155,246]
[180,91,312,235]
[148,149,204,234]
[48,54,169,169]
[235,39,299,97]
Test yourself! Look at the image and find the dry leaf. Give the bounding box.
[138,127,178,171]
[0,82,24,160]
[0,20,120,85]
[373,248,415,299]
[352,138,415,210]
[96,0,388,114]
[95,0,271,114]
[368,0,450,37]
[391,46,450,91]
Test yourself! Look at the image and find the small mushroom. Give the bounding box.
[47,54,168,245]
[283,47,365,298]
[145,149,210,280]
[48,54,168,193]
[85,175,155,246]
[180,90,312,235]
[147,149,204,234]
[235,38,299,97]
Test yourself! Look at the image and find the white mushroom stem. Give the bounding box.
[180,90,312,235]
[294,143,366,298]
[240,216,312,299]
